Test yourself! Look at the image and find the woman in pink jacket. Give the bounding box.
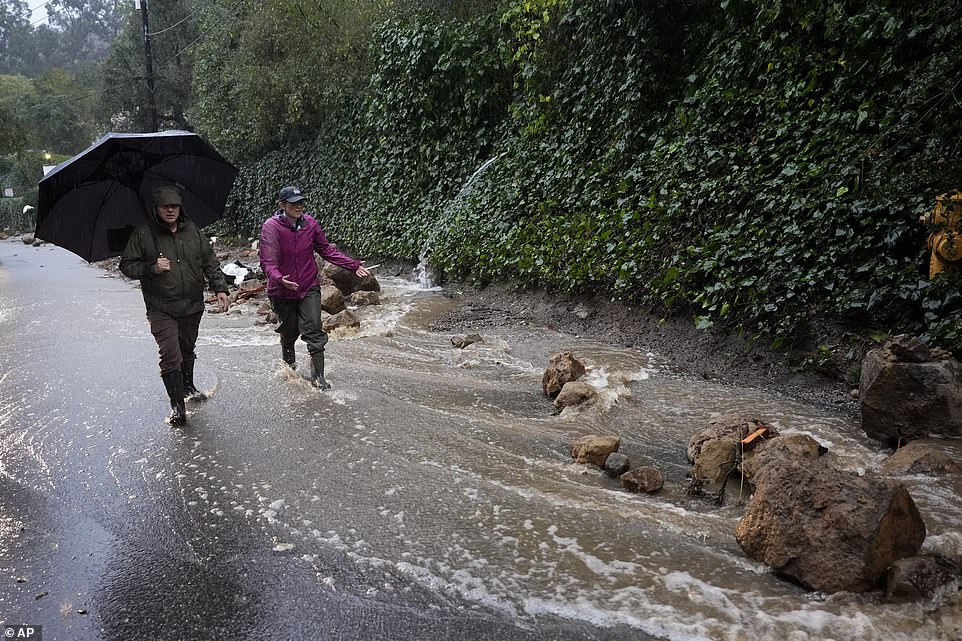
[259,185,370,389]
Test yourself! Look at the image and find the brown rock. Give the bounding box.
[542,352,585,399]
[687,412,777,463]
[741,433,827,483]
[554,381,598,409]
[350,290,380,306]
[885,555,959,601]
[692,439,738,486]
[881,440,962,476]
[451,334,482,349]
[322,309,360,332]
[569,435,620,466]
[860,336,962,443]
[321,260,380,295]
[320,285,346,314]
[621,466,664,494]
[736,459,926,593]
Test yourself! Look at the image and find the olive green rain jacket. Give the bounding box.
[119,215,228,317]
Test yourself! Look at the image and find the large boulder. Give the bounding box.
[691,439,738,486]
[320,285,346,314]
[740,433,827,484]
[322,309,360,332]
[542,352,586,399]
[687,412,778,464]
[860,335,962,444]
[736,459,927,593]
[350,290,380,306]
[321,260,380,295]
[569,435,620,467]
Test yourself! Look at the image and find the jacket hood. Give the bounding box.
[152,208,191,230]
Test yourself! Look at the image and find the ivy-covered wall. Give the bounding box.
[219,0,962,352]
[0,196,31,232]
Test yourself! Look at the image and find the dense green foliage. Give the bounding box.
[0,195,30,230]
[215,0,962,358]
[4,0,961,362]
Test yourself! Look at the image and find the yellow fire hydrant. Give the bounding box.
[920,192,962,279]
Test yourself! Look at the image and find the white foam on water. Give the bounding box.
[346,302,414,339]
[197,327,279,347]
[0,304,22,324]
[395,560,523,618]
[522,593,715,641]
[547,525,639,578]
[924,530,962,558]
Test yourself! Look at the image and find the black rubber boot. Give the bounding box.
[161,370,187,426]
[182,358,207,401]
[282,343,297,369]
[310,351,331,390]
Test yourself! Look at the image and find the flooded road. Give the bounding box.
[1,239,960,641]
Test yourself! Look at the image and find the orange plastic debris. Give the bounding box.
[740,426,771,450]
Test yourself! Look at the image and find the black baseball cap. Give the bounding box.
[278,186,306,203]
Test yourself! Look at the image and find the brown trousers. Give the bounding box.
[147,310,203,375]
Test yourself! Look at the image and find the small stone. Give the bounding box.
[621,466,665,494]
[451,333,482,349]
[604,452,631,477]
[886,555,959,601]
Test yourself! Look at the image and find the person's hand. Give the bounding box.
[355,265,370,278]
[154,256,171,273]
[216,292,230,312]
[280,274,299,290]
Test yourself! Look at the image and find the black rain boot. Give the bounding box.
[310,351,331,390]
[282,343,297,369]
[161,370,188,426]
[182,358,207,401]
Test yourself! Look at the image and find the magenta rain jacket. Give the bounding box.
[259,212,361,300]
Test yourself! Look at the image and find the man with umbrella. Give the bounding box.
[120,185,230,426]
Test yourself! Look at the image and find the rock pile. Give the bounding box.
[545,344,959,601]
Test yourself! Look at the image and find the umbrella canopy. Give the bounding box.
[36,130,238,262]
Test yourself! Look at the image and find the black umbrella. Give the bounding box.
[35,130,238,262]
